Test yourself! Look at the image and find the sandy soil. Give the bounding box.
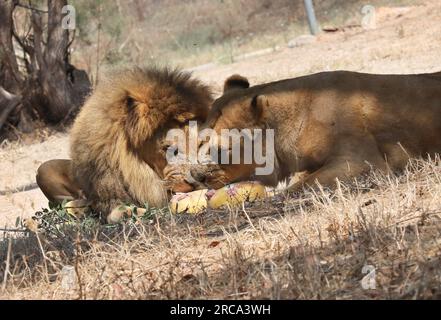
[1,0,440,227]
[0,133,69,226]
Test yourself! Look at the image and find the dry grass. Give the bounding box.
[1,157,441,300]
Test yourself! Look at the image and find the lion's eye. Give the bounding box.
[126,96,136,109]
[163,144,179,158]
[162,144,172,153]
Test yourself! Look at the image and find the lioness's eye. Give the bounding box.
[161,143,172,153]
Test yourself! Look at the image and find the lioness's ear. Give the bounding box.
[174,111,196,123]
[223,74,250,93]
[250,95,268,119]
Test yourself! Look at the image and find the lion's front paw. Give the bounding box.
[106,205,147,224]
[64,199,91,219]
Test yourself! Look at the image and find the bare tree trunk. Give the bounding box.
[37,0,89,122]
[0,0,22,93]
[0,0,91,138]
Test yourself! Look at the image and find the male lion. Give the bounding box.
[37,67,212,222]
[165,70,441,193]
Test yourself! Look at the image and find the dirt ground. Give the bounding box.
[1,0,440,227]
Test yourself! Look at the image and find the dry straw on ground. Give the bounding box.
[1,157,441,299]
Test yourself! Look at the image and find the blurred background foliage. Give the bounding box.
[69,0,421,81]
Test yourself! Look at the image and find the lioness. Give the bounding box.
[165,70,441,193]
[37,67,212,222]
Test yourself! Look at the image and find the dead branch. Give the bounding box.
[15,3,48,14]
[0,86,22,132]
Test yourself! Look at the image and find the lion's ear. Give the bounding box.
[223,74,250,93]
[250,95,268,119]
[174,111,196,123]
